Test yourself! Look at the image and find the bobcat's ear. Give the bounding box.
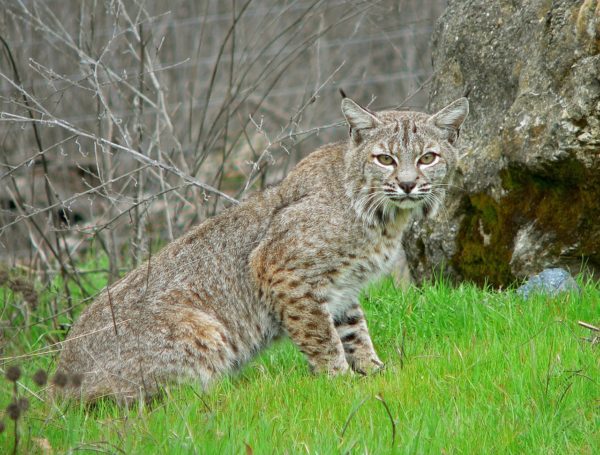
[428,97,469,144]
[341,98,381,144]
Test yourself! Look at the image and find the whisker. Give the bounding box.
[365,193,388,226]
[422,191,450,221]
[430,182,465,191]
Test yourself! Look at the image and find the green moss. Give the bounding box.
[453,193,516,287]
[452,158,600,287]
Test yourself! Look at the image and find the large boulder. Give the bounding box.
[403,0,600,286]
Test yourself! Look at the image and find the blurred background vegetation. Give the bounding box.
[0,0,444,284]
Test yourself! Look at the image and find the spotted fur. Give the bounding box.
[57,97,468,403]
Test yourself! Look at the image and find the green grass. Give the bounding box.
[1,276,599,454]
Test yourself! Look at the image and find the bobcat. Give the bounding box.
[57,96,468,402]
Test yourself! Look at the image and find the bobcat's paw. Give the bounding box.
[350,356,385,376]
[311,356,350,376]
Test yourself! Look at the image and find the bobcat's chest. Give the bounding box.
[325,224,404,319]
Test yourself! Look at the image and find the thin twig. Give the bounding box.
[578,321,599,332]
[107,284,118,336]
[375,394,397,449]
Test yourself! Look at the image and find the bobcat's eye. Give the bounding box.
[376,154,395,166]
[418,152,438,166]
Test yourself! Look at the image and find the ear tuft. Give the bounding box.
[429,97,469,143]
[341,98,381,133]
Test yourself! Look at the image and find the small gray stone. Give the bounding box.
[516,268,581,299]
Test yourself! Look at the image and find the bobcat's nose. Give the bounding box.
[398,181,417,194]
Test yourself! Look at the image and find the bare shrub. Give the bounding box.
[0,0,444,311]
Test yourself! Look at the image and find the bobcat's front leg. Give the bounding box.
[278,294,349,375]
[335,304,383,375]
[251,239,349,375]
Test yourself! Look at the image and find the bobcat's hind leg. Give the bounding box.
[62,290,240,403]
[148,292,242,388]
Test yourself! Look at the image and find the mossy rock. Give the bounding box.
[403,0,600,287]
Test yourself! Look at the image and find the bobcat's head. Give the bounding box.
[341,96,469,224]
